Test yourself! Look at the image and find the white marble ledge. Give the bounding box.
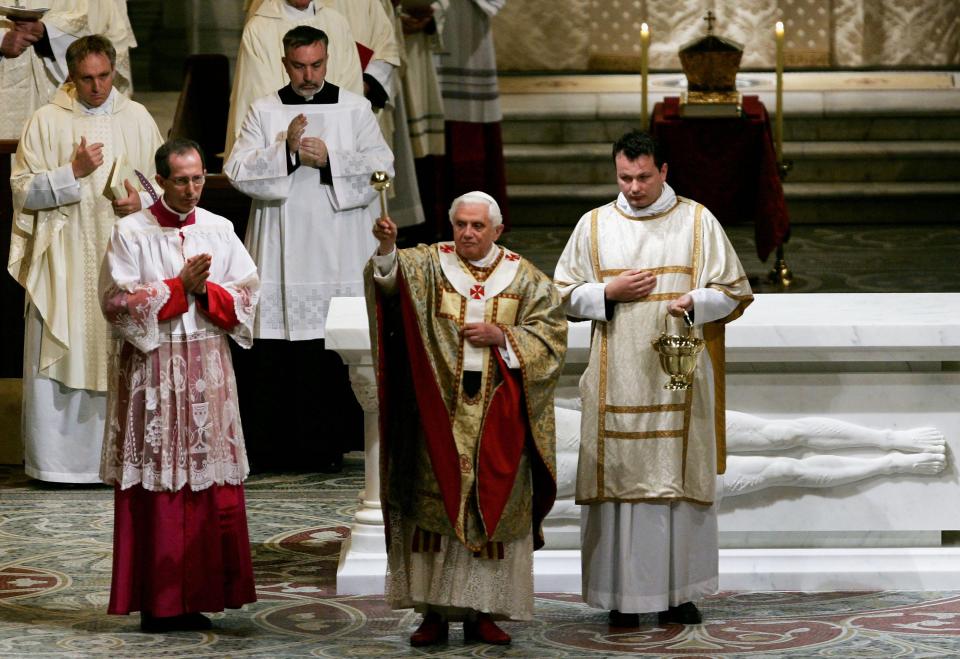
[726,293,960,362]
[325,297,374,364]
[326,296,593,363]
[326,293,960,365]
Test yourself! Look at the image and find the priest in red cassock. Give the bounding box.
[98,138,260,632]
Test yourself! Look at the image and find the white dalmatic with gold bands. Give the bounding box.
[554,182,752,612]
[555,184,752,505]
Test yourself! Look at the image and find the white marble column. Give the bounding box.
[326,298,388,595]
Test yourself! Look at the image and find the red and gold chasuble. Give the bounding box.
[366,242,566,552]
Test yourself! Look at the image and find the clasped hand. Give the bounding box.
[299,137,328,168]
[401,7,433,34]
[286,114,328,167]
[179,254,211,295]
[667,294,694,317]
[462,322,505,348]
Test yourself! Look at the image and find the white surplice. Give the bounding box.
[226,0,364,159]
[329,0,424,229]
[98,206,260,492]
[401,15,446,158]
[224,86,394,340]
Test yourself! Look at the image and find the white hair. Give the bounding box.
[448,191,503,227]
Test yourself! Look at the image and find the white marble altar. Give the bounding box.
[327,293,960,595]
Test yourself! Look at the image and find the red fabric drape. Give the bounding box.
[476,350,527,538]
[395,272,463,529]
[651,95,790,261]
[108,484,257,617]
[445,121,510,230]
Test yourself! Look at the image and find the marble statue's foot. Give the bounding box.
[889,427,946,453]
[890,451,947,475]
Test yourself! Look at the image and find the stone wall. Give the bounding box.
[125,0,959,90]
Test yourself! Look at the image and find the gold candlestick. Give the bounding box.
[640,22,650,131]
[775,21,784,163]
[369,170,391,221]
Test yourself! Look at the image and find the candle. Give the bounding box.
[641,22,650,131]
[775,21,784,162]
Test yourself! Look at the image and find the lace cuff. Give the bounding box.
[220,275,260,349]
[101,281,172,353]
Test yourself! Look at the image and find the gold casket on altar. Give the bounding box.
[678,16,744,116]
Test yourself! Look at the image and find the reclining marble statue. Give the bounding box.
[553,404,946,499]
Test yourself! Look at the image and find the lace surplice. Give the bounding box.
[98,208,260,492]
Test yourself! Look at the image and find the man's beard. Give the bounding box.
[294,83,320,97]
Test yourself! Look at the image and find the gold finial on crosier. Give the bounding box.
[369,171,391,220]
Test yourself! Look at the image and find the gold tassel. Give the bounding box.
[472,541,505,559]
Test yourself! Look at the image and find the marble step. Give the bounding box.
[785,141,960,183]
[506,181,960,226]
[505,141,960,185]
[502,115,960,146]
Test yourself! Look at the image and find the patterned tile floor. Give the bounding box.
[3,223,959,657]
[4,459,960,657]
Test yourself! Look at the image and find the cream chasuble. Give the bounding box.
[329,0,425,228]
[0,0,137,139]
[554,189,752,506]
[367,242,566,551]
[9,86,163,392]
[401,9,446,158]
[226,0,364,158]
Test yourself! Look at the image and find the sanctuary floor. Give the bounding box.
[500,222,960,293]
[3,73,958,657]
[4,459,960,657]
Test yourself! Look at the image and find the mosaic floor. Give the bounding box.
[4,460,960,658]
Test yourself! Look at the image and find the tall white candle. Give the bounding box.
[775,21,785,162]
[641,22,650,131]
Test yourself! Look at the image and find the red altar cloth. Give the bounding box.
[651,95,789,261]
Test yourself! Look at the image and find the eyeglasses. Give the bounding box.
[167,175,206,187]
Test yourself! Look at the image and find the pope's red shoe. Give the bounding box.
[464,612,511,645]
[409,612,448,646]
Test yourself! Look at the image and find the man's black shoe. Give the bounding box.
[657,601,702,625]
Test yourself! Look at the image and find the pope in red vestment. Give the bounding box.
[365,191,566,646]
